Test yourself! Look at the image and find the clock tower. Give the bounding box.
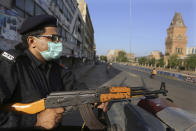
[165,12,187,58]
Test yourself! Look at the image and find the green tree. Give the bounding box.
[184,54,196,70]
[148,58,156,66]
[100,55,107,62]
[168,54,181,68]
[156,58,164,67]
[116,51,128,62]
[138,57,147,65]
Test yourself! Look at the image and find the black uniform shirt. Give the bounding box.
[0,49,79,128]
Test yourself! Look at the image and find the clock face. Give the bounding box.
[177,21,181,24]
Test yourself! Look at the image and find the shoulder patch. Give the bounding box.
[0,51,16,63]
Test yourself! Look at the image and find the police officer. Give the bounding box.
[0,15,83,129]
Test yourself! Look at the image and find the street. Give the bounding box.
[62,63,196,127]
[112,64,196,114]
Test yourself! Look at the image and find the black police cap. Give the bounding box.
[19,15,57,35]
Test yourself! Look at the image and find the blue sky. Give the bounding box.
[85,0,196,56]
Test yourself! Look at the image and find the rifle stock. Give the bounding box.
[10,99,45,114]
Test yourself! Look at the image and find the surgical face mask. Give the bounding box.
[39,42,63,61]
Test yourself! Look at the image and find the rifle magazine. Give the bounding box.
[79,104,106,130]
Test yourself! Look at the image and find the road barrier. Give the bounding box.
[131,66,196,84]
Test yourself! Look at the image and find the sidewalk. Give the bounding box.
[159,68,196,77]
[137,65,196,77]
[131,65,196,84]
[72,64,95,80]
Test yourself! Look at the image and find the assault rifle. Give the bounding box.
[2,82,167,130]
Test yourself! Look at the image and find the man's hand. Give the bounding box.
[95,102,108,112]
[35,107,64,130]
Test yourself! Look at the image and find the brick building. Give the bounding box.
[165,12,187,58]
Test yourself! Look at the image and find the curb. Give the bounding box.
[136,68,179,81]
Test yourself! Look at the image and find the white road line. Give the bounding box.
[126,71,138,78]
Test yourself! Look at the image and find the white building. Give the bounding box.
[149,51,163,60]
[106,49,121,62]
[186,47,196,55]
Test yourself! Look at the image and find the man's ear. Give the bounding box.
[27,36,36,48]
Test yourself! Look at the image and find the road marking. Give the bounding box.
[126,71,138,78]
[113,65,138,78]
